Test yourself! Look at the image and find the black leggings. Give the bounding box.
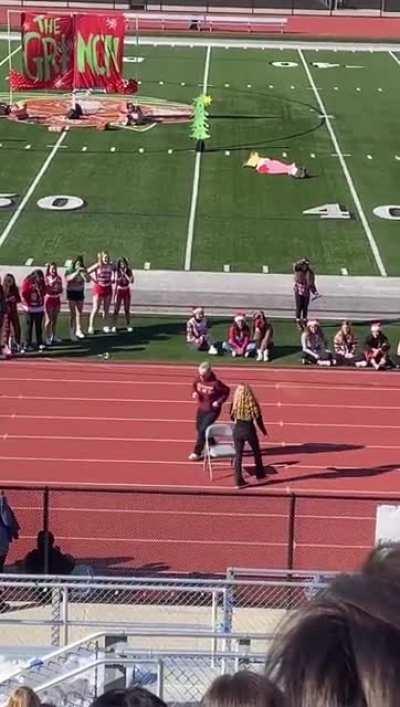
[194,408,221,456]
[233,420,264,484]
[24,312,44,347]
[295,293,310,322]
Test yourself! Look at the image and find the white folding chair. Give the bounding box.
[203,422,236,481]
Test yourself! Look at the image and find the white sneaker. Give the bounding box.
[103,326,110,333]
[263,350,269,362]
[88,326,94,335]
[256,350,263,362]
[232,351,237,358]
[188,453,201,461]
[45,337,53,346]
[208,345,218,355]
[76,330,85,339]
[244,350,251,358]
[111,326,117,333]
[38,344,46,352]
[127,326,133,333]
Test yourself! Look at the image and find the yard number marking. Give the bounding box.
[373,206,400,221]
[303,203,351,220]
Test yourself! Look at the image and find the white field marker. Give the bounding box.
[110,147,116,152]
[144,262,151,270]
[262,265,269,273]
[167,148,173,154]
[395,155,400,161]
[366,154,373,160]
[25,144,31,150]
[378,88,383,92]
[82,146,87,152]
[389,50,400,67]
[0,44,21,69]
[184,45,211,272]
[341,267,349,275]
[298,49,386,277]
[282,152,287,157]
[225,150,230,156]
[310,153,316,158]
[0,131,67,250]
[223,264,230,273]
[25,258,33,266]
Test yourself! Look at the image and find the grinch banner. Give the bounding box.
[10,13,74,90]
[73,14,125,92]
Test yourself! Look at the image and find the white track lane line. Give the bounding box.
[298,49,387,277]
[389,50,400,66]
[0,130,67,248]
[184,44,211,271]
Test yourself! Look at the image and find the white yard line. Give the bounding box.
[0,43,20,68]
[298,48,387,278]
[184,44,211,271]
[0,131,67,248]
[389,50,400,66]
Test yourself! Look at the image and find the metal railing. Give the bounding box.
[0,629,273,706]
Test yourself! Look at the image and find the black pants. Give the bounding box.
[24,312,43,347]
[194,408,221,456]
[295,293,310,322]
[233,420,264,484]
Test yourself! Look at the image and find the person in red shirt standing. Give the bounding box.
[1,273,21,357]
[87,251,114,335]
[21,270,45,352]
[44,262,63,346]
[189,361,230,461]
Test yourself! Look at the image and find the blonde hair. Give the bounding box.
[231,384,261,422]
[6,687,41,707]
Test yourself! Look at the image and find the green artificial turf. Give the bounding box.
[0,41,399,274]
[21,313,400,365]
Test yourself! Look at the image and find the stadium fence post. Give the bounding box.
[7,9,13,106]
[42,486,50,574]
[287,493,296,570]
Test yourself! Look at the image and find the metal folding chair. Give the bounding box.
[203,422,235,481]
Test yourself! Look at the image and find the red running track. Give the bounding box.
[2,360,400,575]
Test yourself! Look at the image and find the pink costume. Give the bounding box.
[256,158,298,176]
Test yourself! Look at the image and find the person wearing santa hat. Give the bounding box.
[223,314,256,358]
[301,320,333,366]
[365,322,392,370]
[186,307,218,355]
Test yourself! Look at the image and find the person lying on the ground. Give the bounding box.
[244,152,308,178]
[223,314,256,358]
[301,320,334,366]
[334,320,367,367]
[364,322,393,370]
[186,307,218,354]
[251,311,274,362]
[8,102,29,121]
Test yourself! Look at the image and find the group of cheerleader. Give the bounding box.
[0,252,134,357]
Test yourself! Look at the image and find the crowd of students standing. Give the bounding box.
[0,252,134,357]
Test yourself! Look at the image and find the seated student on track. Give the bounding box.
[333,320,366,367]
[44,262,63,346]
[186,307,218,355]
[112,257,134,333]
[301,320,333,366]
[364,322,393,370]
[223,314,256,358]
[230,384,267,487]
[65,256,89,341]
[1,274,21,357]
[251,311,274,362]
[189,361,230,462]
[87,251,114,335]
[21,270,46,352]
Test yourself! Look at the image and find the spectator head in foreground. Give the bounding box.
[201,671,284,707]
[362,541,400,581]
[6,687,42,707]
[90,687,167,707]
[265,571,400,707]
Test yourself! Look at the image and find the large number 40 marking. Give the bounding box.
[304,203,400,221]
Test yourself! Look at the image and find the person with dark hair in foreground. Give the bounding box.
[90,687,167,707]
[201,671,284,707]
[265,570,400,707]
[361,541,400,581]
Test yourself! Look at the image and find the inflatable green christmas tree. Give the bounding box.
[190,95,212,152]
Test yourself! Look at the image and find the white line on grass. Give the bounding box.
[184,44,211,271]
[0,43,20,68]
[389,50,400,66]
[0,131,67,249]
[298,49,387,277]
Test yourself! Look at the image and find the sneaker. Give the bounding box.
[355,360,367,368]
[70,329,78,341]
[236,478,246,488]
[2,345,11,358]
[88,326,94,335]
[127,326,133,333]
[256,350,263,362]
[111,326,117,333]
[53,336,63,344]
[263,350,269,362]
[45,337,53,346]
[208,344,218,355]
[76,330,85,339]
[188,453,201,461]
[244,350,252,358]
[103,326,110,333]
[231,351,237,358]
[38,344,46,352]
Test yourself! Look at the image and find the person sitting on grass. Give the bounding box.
[333,320,366,367]
[186,307,217,355]
[364,322,392,370]
[224,314,256,358]
[251,311,274,362]
[301,320,333,366]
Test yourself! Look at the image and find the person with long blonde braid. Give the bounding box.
[230,384,266,487]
